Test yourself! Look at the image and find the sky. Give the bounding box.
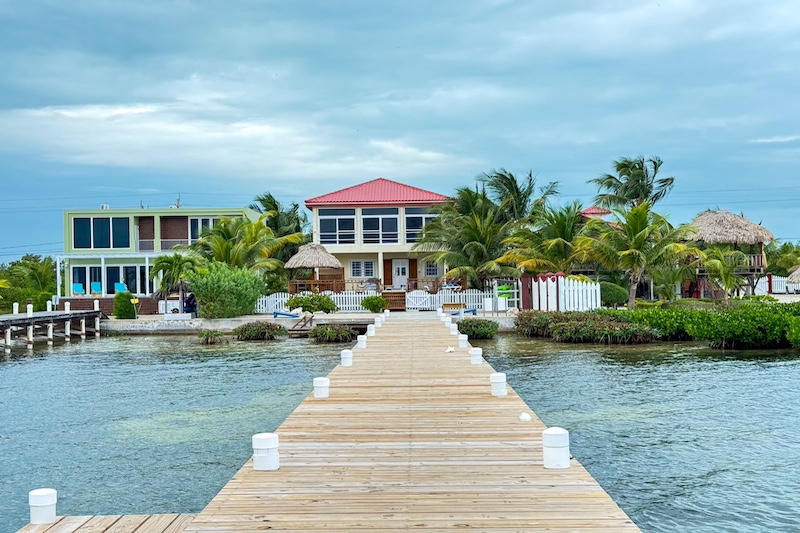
[1,0,799,261]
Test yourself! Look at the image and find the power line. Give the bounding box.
[0,241,62,250]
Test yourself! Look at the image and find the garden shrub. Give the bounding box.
[307,324,357,343]
[360,295,387,313]
[786,317,800,348]
[198,329,227,344]
[286,294,339,314]
[685,304,790,349]
[233,321,287,341]
[635,299,664,309]
[516,310,567,337]
[457,318,499,339]
[188,263,265,319]
[601,308,705,341]
[549,318,654,345]
[113,291,136,319]
[600,282,628,308]
[666,298,717,310]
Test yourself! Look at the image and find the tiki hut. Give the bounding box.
[788,267,800,285]
[686,210,774,246]
[285,243,344,293]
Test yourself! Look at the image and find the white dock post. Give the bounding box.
[27,303,34,317]
[490,372,507,396]
[94,299,100,311]
[443,317,452,327]
[374,316,382,328]
[313,377,330,398]
[47,323,54,346]
[29,488,57,525]
[26,325,34,349]
[252,433,279,471]
[542,427,571,469]
[469,347,483,365]
[356,335,367,349]
[13,302,19,314]
[64,320,71,342]
[366,324,376,337]
[340,349,353,367]
[80,318,86,340]
[436,307,443,317]
[95,316,101,338]
[4,327,11,354]
[383,309,390,318]
[449,324,459,336]
[458,334,468,348]
[46,301,52,312]
[64,302,71,313]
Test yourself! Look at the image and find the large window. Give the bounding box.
[72,217,130,249]
[189,217,219,242]
[319,209,356,244]
[405,208,437,243]
[362,208,399,244]
[424,261,440,277]
[351,260,375,278]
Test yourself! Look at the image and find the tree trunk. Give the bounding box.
[628,278,638,308]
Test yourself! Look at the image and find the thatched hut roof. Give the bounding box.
[788,267,800,284]
[284,243,343,269]
[686,210,774,245]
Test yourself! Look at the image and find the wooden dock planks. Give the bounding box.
[16,514,195,533]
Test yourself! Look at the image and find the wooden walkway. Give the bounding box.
[17,514,195,533]
[17,315,640,532]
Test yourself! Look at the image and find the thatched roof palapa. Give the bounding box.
[686,210,774,245]
[284,243,343,269]
[788,267,800,284]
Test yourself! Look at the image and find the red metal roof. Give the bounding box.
[305,178,450,207]
[581,206,612,216]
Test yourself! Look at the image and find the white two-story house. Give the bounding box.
[302,178,450,292]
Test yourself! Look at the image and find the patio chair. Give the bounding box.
[273,311,300,318]
[72,283,85,296]
[90,282,103,296]
[114,282,128,293]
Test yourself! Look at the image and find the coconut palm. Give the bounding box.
[0,278,9,299]
[11,257,57,293]
[649,263,696,301]
[149,253,203,312]
[589,156,674,209]
[581,202,701,308]
[703,246,748,305]
[249,192,309,261]
[479,168,559,221]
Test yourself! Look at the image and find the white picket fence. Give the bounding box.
[529,276,601,311]
[255,291,382,313]
[754,275,800,295]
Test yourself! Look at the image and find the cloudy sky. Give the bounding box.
[2,0,799,260]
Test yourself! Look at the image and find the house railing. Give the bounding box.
[136,240,155,252]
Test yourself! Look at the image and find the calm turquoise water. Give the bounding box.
[0,337,338,532]
[478,335,800,533]
[3,335,799,532]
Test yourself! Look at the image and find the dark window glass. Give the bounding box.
[318,208,355,216]
[338,218,355,231]
[190,219,200,240]
[112,218,130,248]
[90,266,102,283]
[72,267,87,287]
[362,208,398,216]
[73,218,91,248]
[93,218,111,248]
[106,267,121,294]
[406,217,423,229]
[405,207,430,214]
[382,218,398,232]
[319,219,336,233]
[363,218,379,231]
[339,234,356,244]
[139,266,148,295]
[124,266,138,293]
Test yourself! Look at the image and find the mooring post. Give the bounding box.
[95,315,101,338]
[47,323,54,346]
[436,307,443,317]
[449,324,459,336]
[64,302,71,313]
[469,347,483,365]
[13,302,19,314]
[542,427,571,469]
[26,303,33,317]
[46,301,52,312]
[313,377,330,398]
[93,299,100,311]
[26,325,34,349]
[341,349,353,366]
[374,316,382,328]
[28,488,57,525]
[366,324,376,337]
[356,335,367,349]
[383,309,390,318]
[490,372,507,396]
[4,328,11,354]
[458,334,468,348]
[444,317,452,327]
[64,320,71,342]
[251,433,279,471]
[80,318,86,340]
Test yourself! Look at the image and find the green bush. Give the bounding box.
[113,291,136,319]
[198,329,227,344]
[635,299,664,309]
[600,308,705,341]
[741,294,779,304]
[549,318,654,344]
[188,263,265,319]
[360,295,387,313]
[286,294,339,314]
[685,304,790,349]
[600,282,628,308]
[232,321,287,341]
[666,298,717,310]
[457,318,499,339]
[786,317,800,348]
[307,324,357,343]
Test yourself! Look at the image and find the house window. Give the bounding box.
[405,207,437,243]
[73,218,91,249]
[351,260,375,278]
[72,217,131,249]
[425,261,439,277]
[319,209,356,244]
[189,217,219,242]
[362,208,399,244]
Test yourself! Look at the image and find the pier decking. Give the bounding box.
[1,309,103,351]
[17,314,640,532]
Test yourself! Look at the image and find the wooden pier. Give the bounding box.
[1,309,103,351]
[17,315,640,532]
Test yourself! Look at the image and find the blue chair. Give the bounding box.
[114,282,128,293]
[72,283,85,296]
[273,311,300,318]
[90,282,103,296]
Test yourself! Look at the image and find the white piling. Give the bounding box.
[469,347,483,365]
[47,323,54,346]
[252,433,280,471]
[313,377,330,398]
[449,324,459,336]
[436,307,443,317]
[374,316,382,328]
[542,427,571,469]
[46,301,52,312]
[95,316,101,337]
[27,303,34,317]
[80,318,86,340]
[93,299,100,311]
[490,372,507,396]
[383,309,390,318]
[443,317,452,327]
[458,334,468,348]
[4,328,11,354]
[27,325,34,349]
[13,302,19,314]
[366,324,376,337]
[64,302,71,313]
[64,320,71,342]
[356,335,367,349]
[340,349,353,366]
[29,488,57,525]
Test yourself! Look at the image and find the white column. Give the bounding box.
[145,256,151,296]
[100,256,106,296]
[377,251,384,286]
[56,257,62,299]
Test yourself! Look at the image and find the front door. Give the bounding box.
[392,259,409,289]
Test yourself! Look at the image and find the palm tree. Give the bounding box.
[589,156,675,209]
[11,257,57,293]
[581,202,701,308]
[189,215,305,271]
[500,201,587,274]
[703,246,748,305]
[479,168,559,221]
[0,278,9,299]
[150,253,203,312]
[413,188,518,289]
[649,263,696,301]
[249,192,309,262]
